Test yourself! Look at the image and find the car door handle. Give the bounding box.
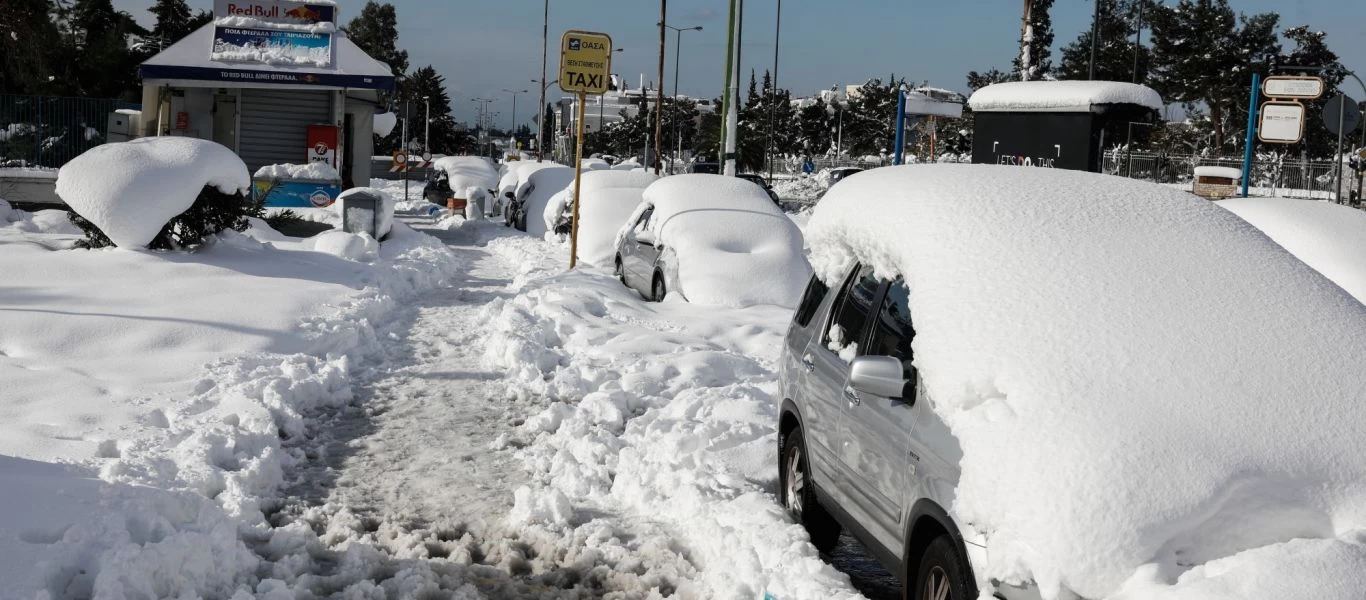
[801,355,815,373]
[843,386,861,406]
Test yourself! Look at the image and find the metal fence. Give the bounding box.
[1102,150,1354,201]
[0,94,140,169]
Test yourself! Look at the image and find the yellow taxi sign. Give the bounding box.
[559,30,612,95]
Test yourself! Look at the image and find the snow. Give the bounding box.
[569,170,658,266]
[624,174,811,307]
[518,166,576,237]
[968,80,1164,113]
[1194,166,1243,180]
[0,166,58,180]
[1218,198,1366,303]
[55,137,250,248]
[433,156,500,199]
[373,111,397,137]
[253,162,340,181]
[303,229,380,261]
[0,209,462,598]
[499,161,565,201]
[214,16,338,34]
[334,186,395,239]
[806,164,1366,599]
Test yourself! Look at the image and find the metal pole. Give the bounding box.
[424,98,430,155]
[836,107,843,158]
[1088,0,1100,80]
[402,100,410,202]
[570,91,587,268]
[719,0,739,173]
[511,93,517,131]
[893,87,906,165]
[768,0,782,180]
[1126,121,1134,177]
[654,0,666,175]
[536,0,549,162]
[1335,96,1346,204]
[1020,0,1032,82]
[672,29,683,173]
[1132,0,1144,83]
[1240,73,1260,198]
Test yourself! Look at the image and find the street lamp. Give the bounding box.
[501,88,528,134]
[423,95,430,155]
[662,24,702,173]
[537,0,550,162]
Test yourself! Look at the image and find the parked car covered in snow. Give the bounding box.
[497,161,563,220]
[544,169,658,264]
[426,156,498,215]
[614,174,809,306]
[780,164,1366,600]
[735,173,780,205]
[508,166,574,234]
[1217,197,1366,303]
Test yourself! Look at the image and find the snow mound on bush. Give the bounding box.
[806,164,1366,599]
[304,230,379,261]
[1217,197,1366,303]
[625,174,811,307]
[55,138,250,248]
[572,170,658,266]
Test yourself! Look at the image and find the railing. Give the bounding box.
[1102,150,1354,201]
[0,94,140,169]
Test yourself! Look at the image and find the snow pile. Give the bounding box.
[464,186,489,220]
[771,172,829,204]
[806,164,1366,599]
[479,259,863,599]
[333,186,395,238]
[539,186,575,237]
[570,170,659,265]
[1194,166,1243,180]
[623,174,811,307]
[55,137,250,248]
[1218,197,1366,303]
[968,80,1163,113]
[372,111,397,137]
[433,156,500,199]
[0,212,463,598]
[214,16,337,34]
[518,166,576,237]
[253,161,340,181]
[581,158,611,171]
[0,166,59,179]
[303,229,380,261]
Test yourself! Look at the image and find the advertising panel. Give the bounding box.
[212,27,333,67]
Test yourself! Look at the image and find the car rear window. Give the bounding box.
[793,275,829,327]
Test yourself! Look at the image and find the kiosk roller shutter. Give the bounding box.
[238,89,333,173]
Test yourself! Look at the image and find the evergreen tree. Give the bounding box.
[145,0,192,51]
[966,68,1012,92]
[401,66,469,155]
[796,97,832,156]
[345,1,409,78]
[1148,0,1280,151]
[1057,0,1151,84]
[1016,0,1055,80]
[57,0,146,99]
[1275,26,1348,158]
[0,0,62,94]
[842,76,905,157]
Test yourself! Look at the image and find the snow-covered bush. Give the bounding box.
[56,138,253,249]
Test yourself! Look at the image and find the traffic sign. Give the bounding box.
[420,152,433,169]
[1258,102,1306,144]
[1323,94,1361,137]
[1262,76,1324,100]
[389,150,408,173]
[558,30,613,95]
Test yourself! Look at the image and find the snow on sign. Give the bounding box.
[559,31,613,95]
[1262,76,1325,100]
[1259,102,1306,144]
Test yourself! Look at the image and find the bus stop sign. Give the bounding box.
[559,31,613,95]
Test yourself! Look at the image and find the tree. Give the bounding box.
[53,0,147,99]
[842,76,906,157]
[1148,0,1280,151]
[966,68,1012,92]
[345,1,408,78]
[1016,0,1055,80]
[145,0,191,51]
[796,97,832,156]
[0,0,63,94]
[1057,0,1152,84]
[401,66,470,155]
[1275,26,1348,158]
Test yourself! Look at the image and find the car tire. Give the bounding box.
[651,273,666,302]
[615,256,626,284]
[781,428,842,553]
[908,535,975,600]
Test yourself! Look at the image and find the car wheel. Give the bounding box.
[781,428,842,552]
[909,535,975,600]
[615,255,626,284]
[651,273,666,302]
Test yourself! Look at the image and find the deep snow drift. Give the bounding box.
[55,137,250,247]
[806,164,1366,599]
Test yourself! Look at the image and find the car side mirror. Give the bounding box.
[504,191,515,200]
[849,355,911,401]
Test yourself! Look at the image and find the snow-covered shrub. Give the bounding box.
[56,138,252,249]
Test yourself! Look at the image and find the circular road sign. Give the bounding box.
[1323,94,1361,136]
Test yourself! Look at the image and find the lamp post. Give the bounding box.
[1088,0,1100,80]
[472,98,493,158]
[423,95,430,155]
[537,0,549,162]
[768,0,781,180]
[533,78,559,158]
[662,24,702,173]
[502,88,528,135]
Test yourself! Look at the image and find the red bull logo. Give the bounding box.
[284,6,321,21]
[221,1,333,24]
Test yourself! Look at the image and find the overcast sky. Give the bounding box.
[117,0,1366,128]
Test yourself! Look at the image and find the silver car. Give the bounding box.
[779,265,1033,600]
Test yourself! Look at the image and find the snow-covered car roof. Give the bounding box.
[571,170,659,266]
[806,164,1366,599]
[967,80,1163,113]
[1218,197,1366,303]
[626,174,810,307]
[433,156,499,195]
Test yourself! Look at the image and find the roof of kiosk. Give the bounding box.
[969,81,1163,114]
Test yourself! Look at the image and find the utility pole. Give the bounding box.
[654,0,666,175]
[1088,0,1100,80]
[1020,0,1032,81]
[768,0,782,180]
[720,0,743,176]
[1132,0,1144,83]
[423,95,430,155]
[663,24,702,173]
[536,0,549,162]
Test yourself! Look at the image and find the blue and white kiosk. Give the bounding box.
[136,0,395,197]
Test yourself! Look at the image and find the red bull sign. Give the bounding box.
[213,0,336,25]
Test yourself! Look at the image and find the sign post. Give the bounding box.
[893,87,907,165]
[1240,73,1260,198]
[1323,94,1361,204]
[558,30,613,269]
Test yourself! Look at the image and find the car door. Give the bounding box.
[801,263,884,502]
[621,206,657,292]
[836,277,921,553]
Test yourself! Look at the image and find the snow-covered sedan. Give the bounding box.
[544,169,658,265]
[1217,197,1366,303]
[614,174,810,307]
[781,164,1366,600]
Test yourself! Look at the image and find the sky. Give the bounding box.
[117,0,1366,128]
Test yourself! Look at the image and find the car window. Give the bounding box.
[632,206,654,234]
[793,275,829,328]
[867,277,915,381]
[823,264,882,355]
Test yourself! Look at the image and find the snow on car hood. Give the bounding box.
[1217,197,1366,303]
[806,164,1366,599]
[633,174,810,308]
